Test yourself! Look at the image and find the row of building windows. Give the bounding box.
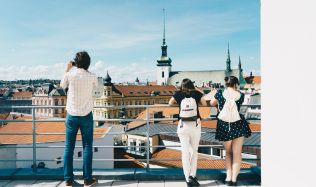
[32,99,65,106]
[95,99,169,106]
[35,108,64,114]
[102,108,144,119]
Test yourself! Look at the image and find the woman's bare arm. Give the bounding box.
[210,99,218,107]
[199,97,207,106]
[168,97,178,106]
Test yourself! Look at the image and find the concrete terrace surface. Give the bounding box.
[0,179,261,187]
[0,168,261,186]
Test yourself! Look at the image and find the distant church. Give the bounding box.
[156,11,246,88]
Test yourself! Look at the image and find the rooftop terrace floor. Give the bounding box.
[0,168,261,186]
[0,179,261,187]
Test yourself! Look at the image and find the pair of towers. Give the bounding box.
[156,9,242,86]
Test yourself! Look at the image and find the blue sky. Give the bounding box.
[0,0,260,82]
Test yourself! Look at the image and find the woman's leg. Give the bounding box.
[178,132,191,182]
[231,136,244,182]
[223,140,233,181]
[188,125,201,178]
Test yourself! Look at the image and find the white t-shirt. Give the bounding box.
[60,67,97,116]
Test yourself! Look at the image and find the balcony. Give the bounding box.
[0,105,261,186]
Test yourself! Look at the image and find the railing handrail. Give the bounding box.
[0,105,261,172]
[0,104,261,109]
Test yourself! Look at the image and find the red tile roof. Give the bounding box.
[12,92,32,98]
[114,148,145,168]
[0,113,10,120]
[0,115,108,144]
[0,89,7,95]
[151,148,252,169]
[147,82,157,86]
[114,85,176,97]
[253,76,261,84]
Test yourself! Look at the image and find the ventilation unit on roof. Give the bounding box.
[153,111,164,123]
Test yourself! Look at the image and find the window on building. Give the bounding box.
[44,100,47,105]
[130,140,136,152]
[139,141,146,153]
[162,71,164,78]
[61,99,64,105]
[56,157,62,165]
[55,109,58,114]
[78,151,82,158]
[213,148,221,157]
[49,100,51,105]
[54,99,58,106]
[198,147,211,155]
[94,147,98,152]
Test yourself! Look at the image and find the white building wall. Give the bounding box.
[0,145,17,168]
[157,66,171,85]
[16,133,114,169]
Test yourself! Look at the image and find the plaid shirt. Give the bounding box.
[60,67,98,116]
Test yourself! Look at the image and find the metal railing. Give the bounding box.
[0,105,261,173]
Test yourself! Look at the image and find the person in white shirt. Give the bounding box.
[60,51,98,187]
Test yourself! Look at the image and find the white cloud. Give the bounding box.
[0,61,156,83]
[90,61,156,83]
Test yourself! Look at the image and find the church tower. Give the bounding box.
[157,9,172,86]
[226,43,232,72]
[238,56,243,72]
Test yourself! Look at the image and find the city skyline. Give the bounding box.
[0,0,260,82]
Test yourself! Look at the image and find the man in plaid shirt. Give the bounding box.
[60,51,98,186]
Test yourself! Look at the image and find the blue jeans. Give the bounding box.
[64,112,94,181]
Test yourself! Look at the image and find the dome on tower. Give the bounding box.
[104,71,112,86]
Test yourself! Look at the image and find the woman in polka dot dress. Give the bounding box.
[211,76,251,186]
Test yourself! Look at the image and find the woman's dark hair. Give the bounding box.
[74,51,90,70]
[180,78,195,93]
[224,76,240,88]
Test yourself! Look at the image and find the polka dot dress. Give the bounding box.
[214,89,252,141]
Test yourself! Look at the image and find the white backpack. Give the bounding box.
[217,89,241,123]
[179,97,197,118]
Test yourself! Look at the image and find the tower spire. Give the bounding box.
[159,8,169,58]
[156,8,172,86]
[226,42,232,72]
[163,8,166,46]
[238,56,243,71]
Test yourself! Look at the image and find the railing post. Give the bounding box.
[146,105,150,172]
[32,107,37,173]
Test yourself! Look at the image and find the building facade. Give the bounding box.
[93,72,176,126]
[32,83,67,118]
